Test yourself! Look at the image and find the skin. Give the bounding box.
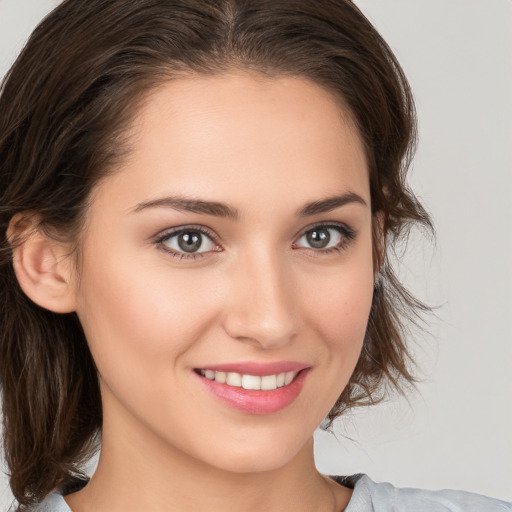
[61,72,375,512]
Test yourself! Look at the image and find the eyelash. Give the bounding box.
[155,224,219,261]
[155,222,356,261]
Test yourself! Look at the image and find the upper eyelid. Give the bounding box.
[292,220,354,240]
[155,224,219,243]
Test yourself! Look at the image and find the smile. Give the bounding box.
[196,369,297,390]
[194,364,310,414]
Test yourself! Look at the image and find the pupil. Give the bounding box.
[178,231,202,252]
[307,229,330,249]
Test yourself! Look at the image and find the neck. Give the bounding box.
[65,395,352,512]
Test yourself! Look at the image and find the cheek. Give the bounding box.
[329,276,373,347]
[305,260,374,351]
[318,282,372,382]
[74,247,219,384]
[299,248,375,403]
[74,254,224,440]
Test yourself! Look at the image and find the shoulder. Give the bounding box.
[338,474,512,512]
[22,493,70,512]
[22,479,86,512]
[21,474,512,512]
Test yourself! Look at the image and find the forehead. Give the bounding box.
[91,72,370,216]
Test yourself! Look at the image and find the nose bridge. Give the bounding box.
[223,245,298,348]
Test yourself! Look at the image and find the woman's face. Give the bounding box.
[73,72,374,473]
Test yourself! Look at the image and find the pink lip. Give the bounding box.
[194,364,310,415]
[197,361,309,376]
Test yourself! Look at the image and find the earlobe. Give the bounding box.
[7,213,77,314]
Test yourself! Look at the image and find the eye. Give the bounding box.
[294,224,355,252]
[157,227,219,258]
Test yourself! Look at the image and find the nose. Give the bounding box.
[222,248,299,349]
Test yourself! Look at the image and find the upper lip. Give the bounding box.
[195,361,310,376]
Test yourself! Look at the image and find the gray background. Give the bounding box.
[1,0,511,508]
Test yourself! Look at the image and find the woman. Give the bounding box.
[0,0,510,511]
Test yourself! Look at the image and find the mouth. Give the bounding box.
[195,368,299,390]
[193,364,310,414]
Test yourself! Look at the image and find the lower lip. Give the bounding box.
[195,369,310,414]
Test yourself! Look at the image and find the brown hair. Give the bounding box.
[0,0,432,507]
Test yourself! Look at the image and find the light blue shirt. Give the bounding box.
[26,474,512,511]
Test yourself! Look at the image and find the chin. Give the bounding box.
[192,428,312,475]
[208,451,297,475]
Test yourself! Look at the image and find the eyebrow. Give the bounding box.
[296,192,367,216]
[132,191,367,219]
[132,196,239,219]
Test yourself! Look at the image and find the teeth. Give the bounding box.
[261,374,277,390]
[226,372,242,387]
[199,369,298,390]
[242,374,261,390]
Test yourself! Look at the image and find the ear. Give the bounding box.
[7,213,77,313]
